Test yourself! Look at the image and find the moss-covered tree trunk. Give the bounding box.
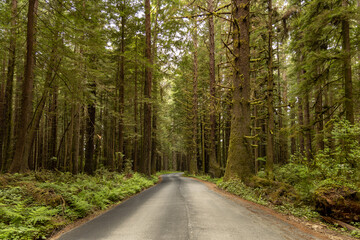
[265,0,274,178]
[224,0,254,181]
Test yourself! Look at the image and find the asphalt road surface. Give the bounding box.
[58,173,320,240]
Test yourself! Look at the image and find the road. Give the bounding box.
[57,173,320,240]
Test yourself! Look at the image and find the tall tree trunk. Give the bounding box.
[151,0,161,174]
[224,0,253,181]
[48,84,58,169]
[315,84,324,151]
[66,106,75,171]
[190,18,199,175]
[133,37,139,172]
[342,0,354,124]
[79,107,85,172]
[23,40,59,171]
[290,103,296,155]
[72,104,80,174]
[304,91,312,162]
[266,0,274,178]
[277,42,288,164]
[9,0,38,173]
[117,1,126,172]
[208,0,221,177]
[84,83,96,175]
[0,56,5,100]
[0,0,17,172]
[142,0,152,175]
[201,116,205,174]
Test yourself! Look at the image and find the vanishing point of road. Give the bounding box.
[57,173,321,240]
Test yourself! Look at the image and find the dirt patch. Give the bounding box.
[21,182,64,207]
[189,177,358,240]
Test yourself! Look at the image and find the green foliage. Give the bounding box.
[183,173,221,184]
[218,180,268,206]
[274,163,320,201]
[0,170,158,240]
[274,120,360,202]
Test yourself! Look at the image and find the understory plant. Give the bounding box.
[0,169,158,240]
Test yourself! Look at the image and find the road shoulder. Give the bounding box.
[187,176,357,240]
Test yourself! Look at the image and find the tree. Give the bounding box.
[190,16,199,175]
[142,0,153,175]
[0,0,17,172]
[265,0,275,177]
[9,0,38,173]
[224,0,254,181]
[208,0,221,177]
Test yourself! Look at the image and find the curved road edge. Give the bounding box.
[49,174,164,240]
[186,176,357,240]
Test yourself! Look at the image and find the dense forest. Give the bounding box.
[0,0,360,238]
[1,0,359,179]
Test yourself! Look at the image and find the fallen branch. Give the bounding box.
[321,216,359,232]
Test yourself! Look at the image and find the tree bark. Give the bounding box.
[290,103,296,155]
[72,104,80,174]
[48,84,58,169]
[190,17,199,175]
[304,91,313,162]
[9,0,37,173]
[315,83,324,151]
[277,42,288,164]
[224,0,253,181]
[84,82,96,175]
[151,0,161,174]
[22,46,59,171]
[117,1,126,172]
[0,0,17,172]
[208,0,221,177]
[266,0,274,178]
[142,0,152,175]
[133,36,139,172]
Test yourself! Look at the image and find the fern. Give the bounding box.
[0,169,158,239]
[26,206,58,225]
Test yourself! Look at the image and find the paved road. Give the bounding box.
[58,173,320,240]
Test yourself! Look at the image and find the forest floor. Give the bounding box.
[0,170,159,240]
[186,174,360,240]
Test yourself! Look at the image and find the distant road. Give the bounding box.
[57,173,320,240]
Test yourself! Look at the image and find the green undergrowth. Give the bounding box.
[183,172,221,184]
[0,169,158,240]
[155,170,181,176]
